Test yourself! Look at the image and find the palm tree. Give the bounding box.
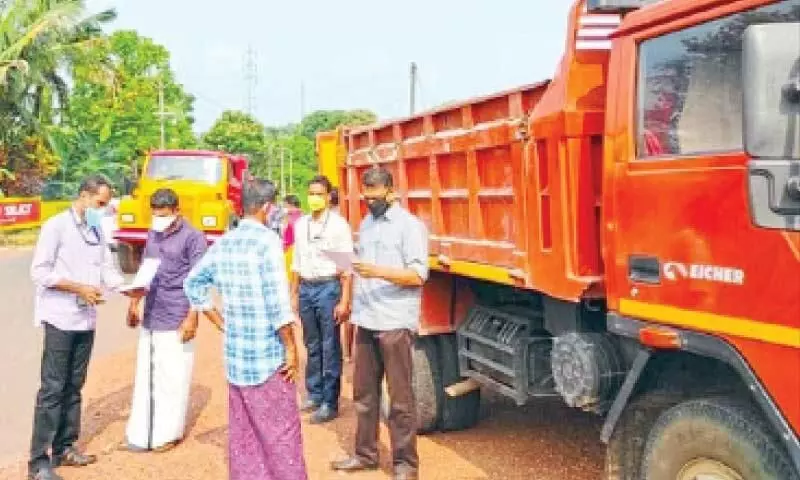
[0,0,116,195]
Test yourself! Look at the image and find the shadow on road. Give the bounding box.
[78,385,212,449]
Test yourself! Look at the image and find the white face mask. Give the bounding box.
[151,215,176,233]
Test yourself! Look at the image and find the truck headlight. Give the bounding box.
[201,216,218,227]
[120,213,135,224]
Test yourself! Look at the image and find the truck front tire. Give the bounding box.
[641,398,798,480]
[117,243,143,275]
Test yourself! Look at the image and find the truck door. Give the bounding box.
[608,0,800,423]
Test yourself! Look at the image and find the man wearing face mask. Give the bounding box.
[28,174,128,480]
[290,175,353,424]
[121,188,207,453]
[184,178,307,480]
[331,166,428,480]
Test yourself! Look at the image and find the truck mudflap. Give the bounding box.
[605,314,800,475]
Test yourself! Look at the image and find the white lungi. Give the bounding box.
[126,329,194,449]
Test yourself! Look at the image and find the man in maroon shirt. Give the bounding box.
[122,188,207,452]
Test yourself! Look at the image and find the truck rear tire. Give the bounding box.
[641,398,799,480]
[117,243,142,275]
[438,333,480,432]
[380,336,442,434]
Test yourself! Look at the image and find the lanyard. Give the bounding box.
[70,209,102,246]
[307,211,330,243]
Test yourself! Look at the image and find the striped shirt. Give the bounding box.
[183,219,293,386]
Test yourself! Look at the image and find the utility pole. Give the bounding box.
[243,46,258,116]
[155,80,175,150]
[280,147,285,196]
[409,62,418,115]
[289,150,293,193]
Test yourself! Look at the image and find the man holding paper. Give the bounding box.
[290,175,353,424]
[122,188,207,453]
[29,175,126,480]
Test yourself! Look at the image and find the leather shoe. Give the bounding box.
[310,404,337,424]
[393,468,419,480]
[52,447,96,467]
[28,466,63,480]
[330,456,378,472]
[300,399,320,413]
[392,470,418,480]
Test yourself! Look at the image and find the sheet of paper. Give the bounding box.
[321,250,358,272]
[119,257,161,292]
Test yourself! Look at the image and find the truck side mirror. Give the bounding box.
[122,177,136,196]
[742,22,800,160]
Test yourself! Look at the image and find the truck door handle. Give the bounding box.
[628,255,661,284]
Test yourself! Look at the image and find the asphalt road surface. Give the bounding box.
[0,247,606,479]
[0,249,137,465]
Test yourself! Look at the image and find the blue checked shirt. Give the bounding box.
[183,219,294,387]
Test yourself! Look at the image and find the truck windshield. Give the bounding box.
[145,155,224,184]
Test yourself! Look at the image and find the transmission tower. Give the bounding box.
[243,46,258,116]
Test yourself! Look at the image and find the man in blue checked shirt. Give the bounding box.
[183,178,307,480]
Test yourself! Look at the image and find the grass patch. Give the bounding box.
[0,228,40,247]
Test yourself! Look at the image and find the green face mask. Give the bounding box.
[307,194,327,212]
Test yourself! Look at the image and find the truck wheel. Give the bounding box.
[438,333,480,432]
[117,243,142,275]
[380,336,442,434]
[604,393,679,480]
[641,398,799,480]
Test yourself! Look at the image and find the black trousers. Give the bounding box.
[29,323,95,470]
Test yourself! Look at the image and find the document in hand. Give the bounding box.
[119,257,161,292]
[321,249,358,272]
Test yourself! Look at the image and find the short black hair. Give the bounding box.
[150,188,179,209]
[361,166,393,188]
[308,175,332,193]
[243,178,277,214]
[284,194,301,208]
[78,174,112,195]
[329,187,339,207]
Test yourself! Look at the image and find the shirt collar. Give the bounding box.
[382,202,401,222]
[159,216,185,239]
[240,218,269,230]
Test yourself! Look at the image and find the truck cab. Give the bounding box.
[114,149,248,273]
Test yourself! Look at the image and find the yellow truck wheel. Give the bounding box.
[117,243,143,275]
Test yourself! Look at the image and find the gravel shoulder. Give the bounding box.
[0,324,603,480]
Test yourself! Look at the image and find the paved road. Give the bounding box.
[0,249,137,465]
[0,247,606,479]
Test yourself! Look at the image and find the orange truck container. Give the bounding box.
[319,0,800,477]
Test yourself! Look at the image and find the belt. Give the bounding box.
[300,276,339,285]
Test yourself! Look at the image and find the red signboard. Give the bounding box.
[0,198,41,226]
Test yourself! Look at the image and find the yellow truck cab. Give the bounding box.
[114,149,248,273]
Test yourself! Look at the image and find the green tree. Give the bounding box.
[63,29,197,177]
[298,109,376,141]
[0,0,116,195]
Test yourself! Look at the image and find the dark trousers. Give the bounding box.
[29,323,95,470]
[353,327,418,471]
[299,280,342,409]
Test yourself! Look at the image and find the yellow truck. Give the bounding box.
[114,149,249,273]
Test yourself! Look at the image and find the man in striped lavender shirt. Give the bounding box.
[27,175,130,480]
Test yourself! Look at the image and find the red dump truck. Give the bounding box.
[322,0,800,478]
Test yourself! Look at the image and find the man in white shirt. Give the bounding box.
[290,175,353,424]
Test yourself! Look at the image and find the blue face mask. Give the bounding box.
[85,206,105,229]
